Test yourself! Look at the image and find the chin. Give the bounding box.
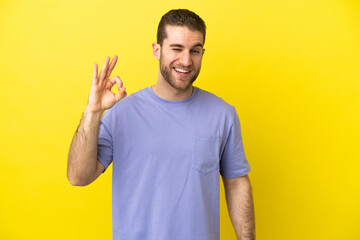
[171,79,194,91]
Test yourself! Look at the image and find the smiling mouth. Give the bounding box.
[173,67,191,74]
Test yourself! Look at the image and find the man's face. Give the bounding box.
[156,25,205,91]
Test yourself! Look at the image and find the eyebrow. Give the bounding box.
[169,43,203,48]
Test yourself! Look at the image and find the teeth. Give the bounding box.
[174,68,190,73]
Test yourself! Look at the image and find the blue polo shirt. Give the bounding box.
[97,86,250,240]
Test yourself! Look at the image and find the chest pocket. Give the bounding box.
[192,135,221,175]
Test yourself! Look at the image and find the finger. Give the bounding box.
[108,76,123,89]
[92,63,98,85]
[105,55,118,80]
[99,56,110,81]
[114,87,127,102]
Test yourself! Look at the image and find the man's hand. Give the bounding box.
[86,55,127,113]
[67,55,126,186]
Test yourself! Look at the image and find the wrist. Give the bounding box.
[82,107,104,129]
[84,106,104,118]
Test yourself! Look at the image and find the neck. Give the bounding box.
[152,77,194,101]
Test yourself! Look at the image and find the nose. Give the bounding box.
[179,51,192,67]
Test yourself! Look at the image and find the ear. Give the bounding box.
[152,42,160,60]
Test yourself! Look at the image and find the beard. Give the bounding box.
[159,53,200,91]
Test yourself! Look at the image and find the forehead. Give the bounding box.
[163,25,204,47]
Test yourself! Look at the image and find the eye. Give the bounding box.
[191,50,201,54]
[172,48,181,51]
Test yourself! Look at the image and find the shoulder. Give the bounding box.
[196,87,236,115]
[111,87,149,110]
[102,87,149,120]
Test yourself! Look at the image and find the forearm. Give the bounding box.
[224,176,255,240]
[67,107,103,186]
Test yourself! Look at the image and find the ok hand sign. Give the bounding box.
[86,55,127,113]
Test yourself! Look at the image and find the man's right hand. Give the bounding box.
[86,55,127,113]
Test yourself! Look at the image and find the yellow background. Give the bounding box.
[1,0,359,239]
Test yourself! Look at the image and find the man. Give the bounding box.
[67,9,255,240]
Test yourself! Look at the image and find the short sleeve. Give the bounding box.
[97,118,113,172]
[219,108,251,178]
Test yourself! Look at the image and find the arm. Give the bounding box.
[67,108,105,186]
[222,175,255,240]
[67,55,127,186]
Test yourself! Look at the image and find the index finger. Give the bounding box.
[105,55,118,79]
